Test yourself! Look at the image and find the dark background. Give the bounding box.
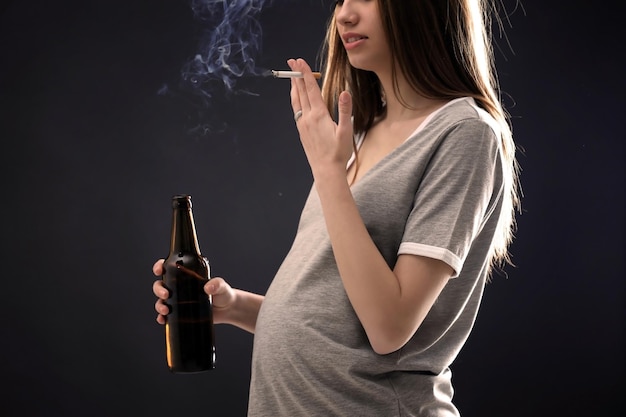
[1,1,623,416]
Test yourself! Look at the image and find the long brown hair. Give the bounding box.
[319,0,521,272]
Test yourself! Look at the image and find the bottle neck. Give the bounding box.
[170,207,201,255]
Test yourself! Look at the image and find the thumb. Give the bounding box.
[205,277,226,295]
[336,90,353,138]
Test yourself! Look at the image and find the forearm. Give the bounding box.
[218,289,264,334]
[313,169,409,349]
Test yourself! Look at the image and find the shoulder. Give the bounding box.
[434,97,501,140]
[405,98,503,172]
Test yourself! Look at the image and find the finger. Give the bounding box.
[152,280,169,299]
[287,59,304,117]
[156,315,166,325]
[290,71,302,114]
[289,59,311,111]
[204,277,227,296]
[152,259,165,276]
[296,58,325,109]
[336,91,353,138]
[155,299,170,316]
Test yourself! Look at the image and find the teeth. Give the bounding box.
[347,37,363,43]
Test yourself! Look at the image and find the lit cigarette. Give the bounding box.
[271,70,322,79]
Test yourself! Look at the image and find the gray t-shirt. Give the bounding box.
[248,97,506,416]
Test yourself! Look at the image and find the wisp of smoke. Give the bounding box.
[182,0,272,97]
[159,0,275,136]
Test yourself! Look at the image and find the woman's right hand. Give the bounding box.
[152,259,237,325]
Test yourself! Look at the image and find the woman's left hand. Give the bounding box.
[288,58,354,180]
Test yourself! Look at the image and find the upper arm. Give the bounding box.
[369,254,453,355]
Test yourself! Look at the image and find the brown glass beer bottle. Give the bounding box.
[162,194,215,373]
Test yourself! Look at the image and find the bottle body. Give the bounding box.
[162,195,215,373]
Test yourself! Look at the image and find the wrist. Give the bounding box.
[222,288,262,334]
[312,163,348,186]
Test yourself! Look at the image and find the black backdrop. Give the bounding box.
[1,1,623,416]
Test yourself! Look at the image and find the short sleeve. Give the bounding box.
[398,119,503,277]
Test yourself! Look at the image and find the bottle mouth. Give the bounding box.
[172,194,192,209]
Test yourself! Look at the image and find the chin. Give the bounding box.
[346,54,383,74]
[347,58,373,72]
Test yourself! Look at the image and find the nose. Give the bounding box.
[335,1,358,26]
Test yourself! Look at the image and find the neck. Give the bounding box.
[376,70,447,123]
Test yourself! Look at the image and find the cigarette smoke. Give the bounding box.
[159,0,275,135]
[182,0,272,97]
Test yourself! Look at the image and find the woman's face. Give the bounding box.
[334,0,391,73]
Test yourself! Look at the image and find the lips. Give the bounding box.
[342,33,368,45]
[346,36,366,43]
